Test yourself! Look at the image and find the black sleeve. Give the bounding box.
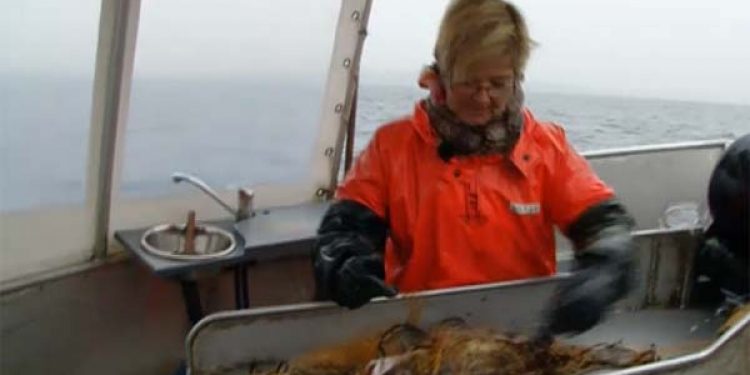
[546,199,638,334]
[707,133,750,253]
[312,199,388,300]
[565,198,636,299]
[566,198,635,251]
[568,199,637,305]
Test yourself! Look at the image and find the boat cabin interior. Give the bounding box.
[1,1,748,374]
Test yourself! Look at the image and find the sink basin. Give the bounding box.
[140,223,237,261]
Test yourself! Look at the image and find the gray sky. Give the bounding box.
[2,0,749,104]
[362,0,750,105]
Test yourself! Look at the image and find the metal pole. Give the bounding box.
[344,85,358,175]
[86,0,141,259]
[310,0,373,198]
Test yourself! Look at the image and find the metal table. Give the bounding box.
[114,202,329,325]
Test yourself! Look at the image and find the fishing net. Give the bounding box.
[247,318,658,375]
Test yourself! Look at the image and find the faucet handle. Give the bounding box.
[237,188,254,221]
[183,210,197,255]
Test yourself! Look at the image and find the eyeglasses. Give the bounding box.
[451,77,516,99]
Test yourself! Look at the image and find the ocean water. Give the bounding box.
[1,77,749,212]
[355,84,749,152]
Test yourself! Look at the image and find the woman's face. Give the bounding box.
[444,55,516,126]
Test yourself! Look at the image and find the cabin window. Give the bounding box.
[120,0,340,199]
[0,0,102,283]
[1,0,101,211]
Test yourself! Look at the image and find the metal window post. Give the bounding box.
[86,0,141,259]
[310,0,374,199]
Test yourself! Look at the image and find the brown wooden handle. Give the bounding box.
[184,210,196,254]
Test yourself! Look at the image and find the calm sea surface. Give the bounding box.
[2,77,749,211]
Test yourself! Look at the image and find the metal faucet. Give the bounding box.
[171,172,254,222]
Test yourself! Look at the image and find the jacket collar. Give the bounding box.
[411,100,536,177]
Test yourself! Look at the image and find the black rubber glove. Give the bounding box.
[334,253,398,309]
[696,237,749,297]
[313,200,397,309]
[546,200,636,335]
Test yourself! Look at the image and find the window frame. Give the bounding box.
[0,0,372,285]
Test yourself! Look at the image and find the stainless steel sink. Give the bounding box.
[140,223,237,261]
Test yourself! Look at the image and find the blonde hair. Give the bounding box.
[434,0,534,83]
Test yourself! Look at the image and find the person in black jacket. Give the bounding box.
[694,134,750,306]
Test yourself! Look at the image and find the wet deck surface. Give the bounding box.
[564,308,721,358]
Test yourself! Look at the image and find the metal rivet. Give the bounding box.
[351,11,360,21]
[342,58,351,68]
[334,103,344,113]
[324,147,334,157]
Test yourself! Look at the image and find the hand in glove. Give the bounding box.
[696,237,749,297]
[333,253,398,309]
[313,200,397,309]
[546,200,636,335]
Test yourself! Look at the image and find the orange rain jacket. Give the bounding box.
[337,101,614,293]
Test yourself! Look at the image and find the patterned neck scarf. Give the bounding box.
[425,81,525,156]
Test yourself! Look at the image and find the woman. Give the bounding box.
[313,0,635,335]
